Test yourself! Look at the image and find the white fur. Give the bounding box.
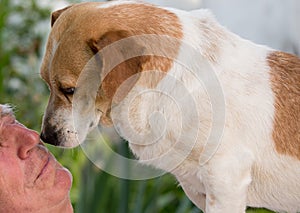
[109,6,300,213]
[97,0,141,9]
[44,1,300,212]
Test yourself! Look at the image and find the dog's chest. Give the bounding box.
[111,83,209,169]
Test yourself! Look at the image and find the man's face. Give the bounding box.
[0,111,73,212]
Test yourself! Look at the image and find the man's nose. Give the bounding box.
[16,127,41,159]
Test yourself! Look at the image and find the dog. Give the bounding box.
[40,1,300,212]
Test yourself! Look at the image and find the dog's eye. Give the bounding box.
[61,87,75,95]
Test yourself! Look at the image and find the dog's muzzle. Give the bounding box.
[40,126,61,146]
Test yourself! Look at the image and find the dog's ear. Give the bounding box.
[51,5,73,27]
[87,30,140,55]
[87,30,147,103]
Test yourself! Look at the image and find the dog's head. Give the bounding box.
[40,2,182,147]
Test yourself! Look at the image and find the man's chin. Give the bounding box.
[54,166,73,191]
[52,193,73,213]
[61,196,73,213]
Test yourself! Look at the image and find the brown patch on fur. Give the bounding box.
[90,3,183,90]
[268,51,300,160]
[41,2,183,127]
[51,5,73,27]
[88,30,146,101]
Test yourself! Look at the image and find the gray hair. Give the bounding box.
[0,104,14,119]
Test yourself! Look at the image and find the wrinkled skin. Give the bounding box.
[0,107,73,213]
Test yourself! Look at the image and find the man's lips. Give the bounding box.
[36,156,50,180]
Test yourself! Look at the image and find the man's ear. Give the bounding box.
[51,5,73,27]
[87,30,147,102]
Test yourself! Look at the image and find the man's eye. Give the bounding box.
[61,87,75,95]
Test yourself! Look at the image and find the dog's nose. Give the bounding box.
[40,130,61,146]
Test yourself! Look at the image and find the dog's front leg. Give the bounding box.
[199,149,254,213]
[180,182,206,212]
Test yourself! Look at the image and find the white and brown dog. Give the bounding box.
[40,1,300,212]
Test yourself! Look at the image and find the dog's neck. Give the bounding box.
[104,8,270,162]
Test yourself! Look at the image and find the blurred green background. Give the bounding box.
[0,0,275,212]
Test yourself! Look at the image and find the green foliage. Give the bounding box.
[0,0,11,97]
[0,0,49,129]
[0,0,277,212]
[75,142,201,213]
